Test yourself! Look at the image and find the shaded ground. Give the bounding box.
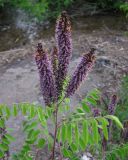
[0,15,128,159]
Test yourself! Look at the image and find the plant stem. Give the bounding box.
[51,98,66,160]
[51,106,58,160]
[58,142,63,160]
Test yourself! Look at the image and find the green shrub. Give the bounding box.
[0,90,123,159]
[0,0,74,20]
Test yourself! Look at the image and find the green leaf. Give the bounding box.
[88,89,100,100]
[102,127,108,141]
[105,115,123,129]
[67,123,72,145]
[82,120,88,147]
[64,105,70,111]
[29,105,36,118]
[0,107,3,116]
[61,124,67,143]
[97,117,109,140]
[13,104,18,116]
[5,133,15,141]
[86,97,97,106]
[23,121,38,132]
[4,106,11,119]
[88,133,93,145]
[37,138,45,148]
[0,150,4,158]
[26,138,36,144]
[0,119,4,128]
[6,128,13,132]
[0,143,8,151]
[74,123,79,146]
[22,144,30,152]
[46,107,53,118]
[65,98,70,104]
[47,136,53,150]
[57,128,61,141]
[91,119,99,144]
[76,108,84,114]
[29,129,40,139]
[70,143,77,152]
[21,104,27,115]
[37,107,45,122]
[23,154,32,160]
[62,148,72,158]
[2,137,10,145]
[79,137,86,150]
[82,102,91,113]
[43,126,49,136]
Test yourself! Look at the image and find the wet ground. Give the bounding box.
[0,11,128,159]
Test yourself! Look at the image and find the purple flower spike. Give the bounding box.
[65,48,96,97]
[108,95,117,115]
[35,43,57,106]
[55,11,72,98]
[51,46,58,78]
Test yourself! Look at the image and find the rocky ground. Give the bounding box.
[0,15,128,159]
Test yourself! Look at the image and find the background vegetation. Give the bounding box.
[0,0,128,21]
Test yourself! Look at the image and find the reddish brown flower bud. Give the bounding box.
[108,95,117,115]
[65,48,95,97]
[35,43,57,106]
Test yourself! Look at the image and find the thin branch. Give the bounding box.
[51,106,58,160]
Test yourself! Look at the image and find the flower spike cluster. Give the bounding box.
[108,95,117,115]
[55,11,72,98]
[35,43,57,106]
[35,12,96,106]
[65,48,96,97]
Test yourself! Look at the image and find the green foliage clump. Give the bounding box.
[91,0,128,18]
[116,76,128,122]
[120,2,128,18]
[89,0,121,10]
[0,90,123,159]
[104,76,128,160]
[0,0,74,20]
[106,143,128,160]
[1,0,128,20]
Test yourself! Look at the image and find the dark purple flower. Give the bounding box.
[55,11,72,98]
[51,46,58,78]
[107,95,117,141]
[35,43,57,106]
[92,108,101,117]
[108,95,117,115]
[0,116,9,159]
[65,48,95,97]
